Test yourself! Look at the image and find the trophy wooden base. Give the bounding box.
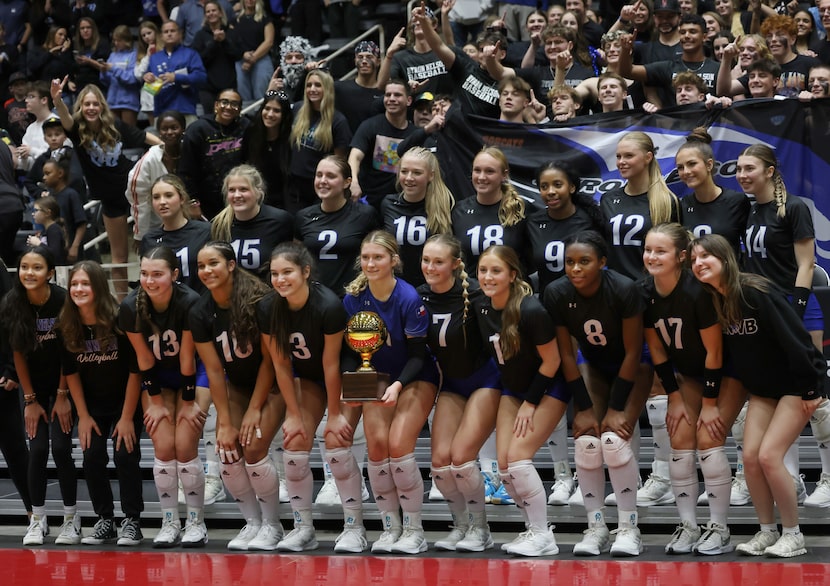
[341,371,389,401]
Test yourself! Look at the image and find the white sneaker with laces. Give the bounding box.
[636,474,674,506]
[153,516,182,548]
[456,524,494,552]
[434,524,469,551]
[794,474,807,505]
[506,527,559,557]
[736,529,780,556]
[764,532,807,558]
[203,475,226,506]
[55,514,82,545]
[805,472,830,508]
[391,527,428,554]
[181,518,208,548]
[730,474,751,506]
[227,522,263,551]
[23,515,48,546]
[573,524,611,556]
[610,526,643,557]
[334,524,367,553]
[314,477,340,505]
[428,482,445,501]
[371,527,402,553]
[278,525,318,552]
[694,521,734,555]
[247,521,284,551]
[664,520,700,554]
[500,528,528,552]
[548,474,576,505]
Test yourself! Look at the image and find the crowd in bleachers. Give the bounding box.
[0,0,830,562]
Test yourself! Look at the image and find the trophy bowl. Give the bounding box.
[342,311,389,401]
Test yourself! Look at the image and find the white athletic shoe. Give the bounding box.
[548,473,576,505]
[636,474,675,506]
[805,472,830,508]
[736,529,780,556]
[181,518,208,548]
[23,515,48,546]
[314,477,340,505]
[694,521,735,555]
[764,532,807,558]
[573,524,611,556]
[664,520,700,554]
[455,524,494,552]
[568,487,584,507]
[203,475,226,506]
[153,516,182,548]
[434,524,469,551]
[371,527,402,554]
[506,527,559,557]
[500,529,528,552]
[697,491,709,505]
[610,526,643,557]
[730,474,751,506]
[247,521,284,551]
[278,525,318,552]
[428,482,445,501]
[391,527,428,554]
[54,514,82,545]
[227,522,263,551]
[334,524,368,553]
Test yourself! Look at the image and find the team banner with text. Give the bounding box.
[442,100,830,271]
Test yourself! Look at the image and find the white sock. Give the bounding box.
[547,416,569,462]
[698,446,731,525]
[203,403,219,474]
[247,455,280,523]
[646,396,670,474]
[607,457,639,512]
[431,464,465,517]
[221,459,261,522]
[669,449,698,525]
[326,447,363,517]
[784,439,800,479]
[368,458,399,515]
[153,458,179,513]
[452,460,486,514]
[479,431,499,482]
[283,450,313,514]
[507,459,548,530]
[391,454,424,514]
[810,399,830,474]
[732,402,747,477]
[178,456,206,513]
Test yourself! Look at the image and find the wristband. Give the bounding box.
[526,372,555,406]
[702,368,722,399]
[57,388,70,397]
[23,393,37,406]
[181,374,197,402]
[566,377,593,411]
[653,361,680,394]
[141,367,160,396]
[792,286,810,319]
[608,377,634,412]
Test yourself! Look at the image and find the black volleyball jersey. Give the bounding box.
[417,279,488,379]
[21,283,66,389]
[295,201,380,294]
[744,197,815,293]
[119,282,201,373]
[525,206,599,291]
[141,220,212,292]
[61,330,137,416]
[474,294,555,403]
[543,269,644,368]
[257,282,348,381]
[600,187,679,280]
[680,188,750,256]
[451,196,534,272]
[381,193,430,287]
[642,270,718,377]
[724,284,824,398]
[229,205,295,280]
[190,292,263,389]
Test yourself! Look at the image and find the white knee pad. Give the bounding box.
[574,435,603,470]
[811,399,830,444]
[153,459,178,492]
[600,432,634,468]
[283,450,311,482]
[646,395,668,429]
[732,402,748,442]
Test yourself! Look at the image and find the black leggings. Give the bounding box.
[28,393,77,508]
[0,389,31,511]
[82,411,145,519]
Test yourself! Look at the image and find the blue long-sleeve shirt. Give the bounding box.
[102,49,141,112]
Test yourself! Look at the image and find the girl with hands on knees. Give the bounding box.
[342,231,439,554]
[191,241,286,552]
[641,224,746,556]
[474,245,567,557]
[257,242,351,552]
[690,234,825,559]
[543,231,651,558]
[60,261,145,547]
[0,245,77,546]
[120,246,208,548]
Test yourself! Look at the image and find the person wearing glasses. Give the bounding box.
[178,88,250,220]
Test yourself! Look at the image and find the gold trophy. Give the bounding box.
[342,311,389,401]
